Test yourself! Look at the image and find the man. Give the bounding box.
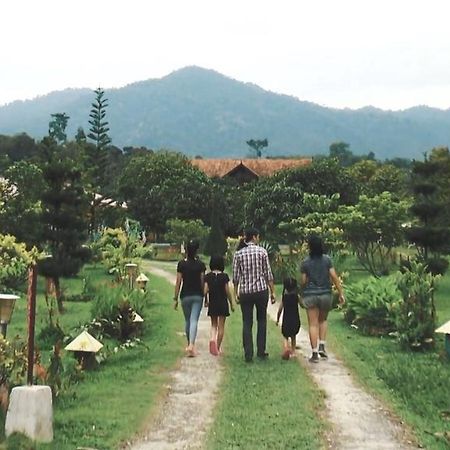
[232,227,276,362]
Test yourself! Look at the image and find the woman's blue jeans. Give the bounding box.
[181,295,203,344]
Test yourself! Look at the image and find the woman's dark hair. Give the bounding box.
[186,239,199,260]
[236,238,247,251]
[283,277,298,295]
[209,254,225,271]
[244,227,259,243]
[308,235,324,258]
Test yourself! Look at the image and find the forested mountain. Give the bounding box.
[1,66,450,159]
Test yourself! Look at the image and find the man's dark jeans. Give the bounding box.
[239,290,269,360]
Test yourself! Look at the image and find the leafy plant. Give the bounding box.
[0,336,28,388]
[393,261,439,349]
[344,276,400,335]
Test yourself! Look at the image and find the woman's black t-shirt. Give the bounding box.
[177,258,206,297]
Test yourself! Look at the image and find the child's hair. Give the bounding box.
[209,254,225,271]
[283,277,298,295]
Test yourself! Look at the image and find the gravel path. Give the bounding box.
[267,301,418,450]
[126,263,222,450]
[127,263,417,450]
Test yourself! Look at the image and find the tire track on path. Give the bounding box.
[127,262,222,450]
[267,302,417,450]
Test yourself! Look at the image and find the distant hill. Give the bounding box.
[1,66,450,159]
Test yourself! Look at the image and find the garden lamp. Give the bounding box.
[135,273,149,290]
[125,263,138,289]
[435,320,450,357]
[65,331,103,370]
[0,294,19,337]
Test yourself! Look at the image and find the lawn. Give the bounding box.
[206,303,327,450]
[1,264,184,449]
[325,261,450,450]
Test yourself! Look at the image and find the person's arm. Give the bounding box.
[232,253,240,303]
[174,272,182,310]
[276,302,283,325]
[329,267,345,305]
[225,282,234,312]
[262,250,276,303]
[204,280,209,308]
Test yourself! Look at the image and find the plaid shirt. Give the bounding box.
[232,242,274,294]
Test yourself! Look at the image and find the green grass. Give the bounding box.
[325,265,450,450]
[206,306,326,450]
[2,266,185,450]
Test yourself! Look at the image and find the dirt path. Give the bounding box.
[127,262,222,450]
[267,302,417,450]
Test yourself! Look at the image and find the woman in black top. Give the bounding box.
[174,240,206,357]
[204,255,234,355]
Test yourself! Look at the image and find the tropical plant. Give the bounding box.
[164,218,209,248]
[344,276,399,335]
[393,261,439,350]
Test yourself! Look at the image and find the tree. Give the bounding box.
[48,113,70,144]
[119,151,212,235]
[204,203,228,256]
[37,137,90,312]
[164,219,210,248]
[405,154,450,274]
[0,161,45,248]
[88,88,111,151]
[339,192,410,277]
[246,138,268,158]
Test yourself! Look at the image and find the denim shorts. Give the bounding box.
[303,293,332,311]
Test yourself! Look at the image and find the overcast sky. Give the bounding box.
[1,0,450,110]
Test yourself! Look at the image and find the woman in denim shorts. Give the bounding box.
[300,235,345,363]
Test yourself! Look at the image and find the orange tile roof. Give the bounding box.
[191,158,311,178]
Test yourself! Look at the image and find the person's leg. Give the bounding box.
[240,295,254,361]
[306,306,320,362]
[255,291,269,357]
[187,296,203,354]
[181,296,192,347]
[217,316,226,352]
[318,294,332,359]
[290,336,297,355]
[210,316,218,342]
[282,337,291,360]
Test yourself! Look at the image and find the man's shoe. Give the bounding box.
[318,344,328,359]
[309,352,320,363]
[245,356,253,363]
[257,352,269,360]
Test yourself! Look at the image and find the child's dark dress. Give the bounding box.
[205,272,230,317]
[281,292,301,338]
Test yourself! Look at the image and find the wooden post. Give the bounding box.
[26,265,37,386]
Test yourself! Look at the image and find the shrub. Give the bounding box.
[344,276,400,335]
[393,261,438,350]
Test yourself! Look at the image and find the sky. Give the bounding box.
[1,0,450,110]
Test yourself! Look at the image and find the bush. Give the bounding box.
[90,284,150,341]
[393,261,438,350]
[344,276,399,335]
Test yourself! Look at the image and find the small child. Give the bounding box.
[204,255,234,356]
[276,277,301,360]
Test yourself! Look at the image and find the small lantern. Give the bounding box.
[0,294,19,337]
[135,273,149,291]
[125,263,138,289]
[133,312,144,323]
[436,320,450,357]
[65,331,103,370]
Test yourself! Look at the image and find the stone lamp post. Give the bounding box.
[125,263,138,289]
[0,294,19,337]
[135,273,149,291]
[436,320,450,357]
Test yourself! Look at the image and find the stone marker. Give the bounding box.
[5,385,53,442]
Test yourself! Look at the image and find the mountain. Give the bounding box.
[1,66,450,159]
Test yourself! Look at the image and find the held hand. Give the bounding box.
[270,293,276,304]
[338,294,346,305]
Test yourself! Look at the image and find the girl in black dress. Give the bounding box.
[276,277,301,360]
[204,255,235,356]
